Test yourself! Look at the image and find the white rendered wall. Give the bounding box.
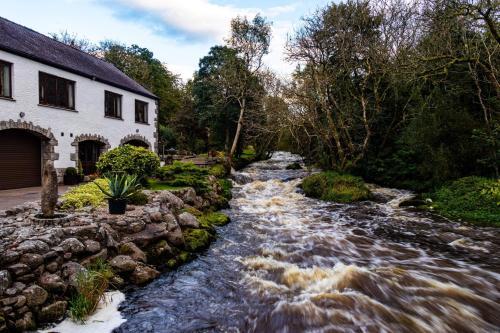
[0,50,157,170]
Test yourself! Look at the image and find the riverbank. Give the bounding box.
[300,171,500,227]
[0,180,230,332]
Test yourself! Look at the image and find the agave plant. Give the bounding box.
[94,174,141,200]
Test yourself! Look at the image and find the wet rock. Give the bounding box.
[181,188,197,205]
[2,297,18,307]
[0,251,19,266]
[61,262,85,282]
[0,271,12,295]
[119,242,147,263]
[60,238,85,254]
[81,249,108,266]
[7,264,30,277]
[122,223,168,248]
[45,261,59,273]
[23,285,48,306]
[15,311,35,331]
[149,211,163,223]
[166,227,185,248]
[110,275,125,288]
[110,255,137,273]
[62,224,99,239]
[130,264,159,285]
[38,301,67,323]
[158,192,184,211]
[38,273,66,293]
[14,296,26,308]
[148,240,173,259]
[98,224,120,249]
[16,240,49,254]
[84,240,101,253]
[20,253,44,269]
[177,212,200,229]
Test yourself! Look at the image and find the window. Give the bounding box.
[0,60,12,98]
[135,100,148,124]
[104,91,122,119]
[39,72,75,109]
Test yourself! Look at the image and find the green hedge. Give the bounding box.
[61,179,109,210]
[156,161,209,193]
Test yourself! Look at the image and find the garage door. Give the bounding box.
[0,129,42,190]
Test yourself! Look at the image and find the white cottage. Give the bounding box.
[0,17,158,190]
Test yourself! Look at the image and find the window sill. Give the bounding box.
[38,104,77,112]
[135,121,149,125]
[104,115,124,121]
[0,96,15,102]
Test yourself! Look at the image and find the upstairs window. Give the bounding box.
[135,100,148,124]
[39,72,75,109]
[105,91,122,119]
[0,60,12,98]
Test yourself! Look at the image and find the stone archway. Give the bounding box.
[0,120,59,189]
[120,134,151,149]
[71,134,111,174]
[0,120,59,162]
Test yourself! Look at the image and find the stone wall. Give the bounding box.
[0,186,225,332]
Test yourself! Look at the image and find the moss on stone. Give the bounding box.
[183,206,203,217]
[200,212,230,227]
[183,229,214,252]
[166,259,177,269]
[301,172,371,203]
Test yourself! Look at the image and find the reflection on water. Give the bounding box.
[115,152,500,333]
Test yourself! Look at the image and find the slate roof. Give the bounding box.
[0,16,157,99]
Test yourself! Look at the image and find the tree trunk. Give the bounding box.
[230,99,245,158]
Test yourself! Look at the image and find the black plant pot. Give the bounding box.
[63,174,80,185]
[108,199,127,215]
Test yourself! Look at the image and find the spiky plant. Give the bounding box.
[94,173,141,200]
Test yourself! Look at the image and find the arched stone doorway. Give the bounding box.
[120,134,151,149]
[0,120,58,190]
[71,134,110,175]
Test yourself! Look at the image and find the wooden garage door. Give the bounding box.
[0,129,42,190]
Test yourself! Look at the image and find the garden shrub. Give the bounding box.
[430,177,500,226]
[301,172,371,203]
[127,191,149,206]
[61,179,109,210]
[65,167,79,176]
[96,145,160,178]
[209,164,228,178]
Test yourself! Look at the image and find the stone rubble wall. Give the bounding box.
[0,186,222,332]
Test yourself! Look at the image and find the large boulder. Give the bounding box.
[38,301,67,323]
[110,255,137,273]
[119,242,147,263]
[20,253,44,269]
[121,223,169,248]
[16,240,49,254]
[23,285,48,306]
[15,311,35,331]
[84,240,101,253]
[158,192,184,211]
[60,238,85,254]
[177,212,200,229]
[38,273,66,293]
[130,264,159,285]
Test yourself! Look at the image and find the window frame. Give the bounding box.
[104,90,123,119]
[135,99,149,124]
[38,71,75,110]
[0,60,13,99]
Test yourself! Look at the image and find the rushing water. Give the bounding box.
[115,152,500,333]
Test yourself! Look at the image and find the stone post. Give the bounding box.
[41,160,58,217]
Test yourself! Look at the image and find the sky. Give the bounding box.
[1,0,331,81]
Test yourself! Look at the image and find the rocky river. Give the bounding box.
[115,152,500,333]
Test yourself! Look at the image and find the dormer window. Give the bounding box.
[135,100,148,124]
[39,72,75,109]
[0,60,12,98]
[104,91,122,119]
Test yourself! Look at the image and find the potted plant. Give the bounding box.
[63,167,80,185]
[94,174,141,214]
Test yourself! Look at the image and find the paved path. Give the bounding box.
[0,186,70,210]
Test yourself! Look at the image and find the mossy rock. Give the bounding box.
[301,171,371,203]
[183,229,214,252]
[200,212,230,228]
[183,206,203,217]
